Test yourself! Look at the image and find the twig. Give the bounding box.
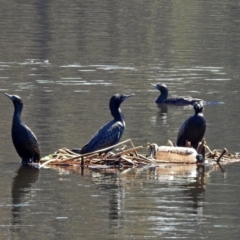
[39,158,60,169]
[217,162,225,173]
[130,139,139,157]
[138,154,155,162]
[120,156,135,165]
[111,146,143,157]
[217,148,227,163]
[131,156,151,164]
[59,153,99,163]
[62,148,81,156]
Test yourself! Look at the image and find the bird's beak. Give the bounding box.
[149,83,157,89]
[123,94,135,101]
[4,93,13,100]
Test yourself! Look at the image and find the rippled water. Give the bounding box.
[0,1,240,239]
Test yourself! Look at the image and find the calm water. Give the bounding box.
[0,1,240,239]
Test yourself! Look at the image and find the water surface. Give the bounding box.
[0,1,240,239]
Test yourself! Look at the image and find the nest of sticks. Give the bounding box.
[206,149,240,164]
[40,139,154,169]
[39,139,240,169]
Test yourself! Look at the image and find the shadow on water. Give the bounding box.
[11,165,40,226]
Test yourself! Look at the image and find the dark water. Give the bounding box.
[0,1,240,239]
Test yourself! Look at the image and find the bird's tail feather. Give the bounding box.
[71,148,82,154]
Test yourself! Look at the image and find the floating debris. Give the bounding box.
[39,139,240,169]
[206,148,240,164]
[148,144,201,164]
[40,139,151,169]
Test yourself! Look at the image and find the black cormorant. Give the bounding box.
[150,83,204,105]
[176,102,206,149]
[72,93,134,154]
[5,93,40,164]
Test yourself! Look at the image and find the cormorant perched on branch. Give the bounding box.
[176,102,206,149]
[72,93,134,154]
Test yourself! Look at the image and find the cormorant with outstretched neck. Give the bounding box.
[5,94,40,164]
[176,102,206,149]
[150,83,204,105]
[72,93,134,154]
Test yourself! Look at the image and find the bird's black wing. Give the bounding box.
[165,96,203,105]
[13,124,40,162]
[81,120,124,154]
[176,118,190,147]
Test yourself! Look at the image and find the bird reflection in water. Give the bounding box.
[11,166,40,225]
[179,165,206,225]
[157,103,168,119]
[155,104,200,127]
[48,166,126,229]
[45,164,208,230]
[90,169,125,229]
[183,165,206,210]
[148,164,206,214]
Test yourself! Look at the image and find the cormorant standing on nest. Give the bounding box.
[176,102,206,149]
[5,94,40,164]
[72,93,134,154]
[150,83,204,105]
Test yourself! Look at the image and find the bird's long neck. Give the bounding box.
[196,112,204,117]
[111,107,124,122]
[156,88,168,103]
[195,109,203,116]
[12,105,23,126]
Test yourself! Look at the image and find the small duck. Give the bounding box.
[150,83,204,105]
[176,102,206,150]
[5,94,40,164]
